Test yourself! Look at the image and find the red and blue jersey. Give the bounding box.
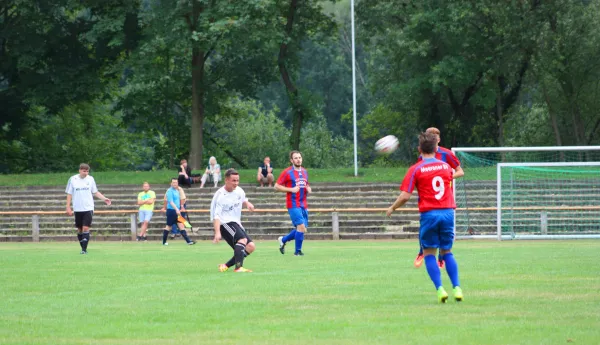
[400,158,456,213]
[417,146,461,170]
[276,166,309,209]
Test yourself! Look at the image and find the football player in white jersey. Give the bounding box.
[211,168,255,272]
[65,163,111,254]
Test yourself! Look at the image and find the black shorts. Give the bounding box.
[166,209,178,226]
[74,211,93,228]
[220,222,252,249]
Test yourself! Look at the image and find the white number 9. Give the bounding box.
[432,176,445,200]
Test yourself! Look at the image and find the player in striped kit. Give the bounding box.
[413,127,464,269]
[211,169,256,273]
[275,151,312,256]
[387,132,463,303]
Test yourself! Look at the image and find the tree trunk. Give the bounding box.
[190,48,205,170]
[185,1,205,170]
[496,77,505,147]
[279,0,303,150]
[541,84,563,147]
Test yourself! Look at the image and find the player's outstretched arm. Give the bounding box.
[94,192,111,205]
[453,166,465,179]
[386,191,412,217]
[244,200,255,211]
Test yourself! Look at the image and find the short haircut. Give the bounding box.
[419,132,437,154]
[180,159,187,164]
[171,178,178,182]
[289,150,302,160]
[79,163,90,170]
[425,127,441,136]
[143,181,149,185]
[264,156,270,160]
[225,168,239,179]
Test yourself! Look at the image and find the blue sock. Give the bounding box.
[425,255,442,289]
[282,229,296,243]
[418,239,423,255]
[295,231,304,253]
[443,253,460,287]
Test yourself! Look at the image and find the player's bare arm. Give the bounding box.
[306,185,312,194]
[386,191,412,217]
[160,195,167,212]
[94,191,111,205]
[169,201,180,214]
[244,200,255,211]
[212,218,221,243]
[66,194,73,216]
[275,183,300,193]
[453,166,465,179]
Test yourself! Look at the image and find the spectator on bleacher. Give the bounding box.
[200,156,221,188]
[136,182,156,241]
[257,156,274,187]
[65,163,111,255]
[178,159,193,188]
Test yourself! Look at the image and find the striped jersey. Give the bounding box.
[276,166,309,209]
[417,146,461,169]
[400,158,456,213]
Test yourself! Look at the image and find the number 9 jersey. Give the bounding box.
[400,158,456,213]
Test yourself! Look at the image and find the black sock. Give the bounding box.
[162,230,169,244]
[234,243,246,269]
[77,233,84,250]
[225,256,235,268]
[81,232,90,251]
[180,230,191,243]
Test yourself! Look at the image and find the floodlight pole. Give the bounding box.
[351,0,358,176]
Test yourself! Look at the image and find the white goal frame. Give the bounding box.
[452,146,600,241]
[497,162,600,241]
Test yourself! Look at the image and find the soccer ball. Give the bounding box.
[375,135,399,154]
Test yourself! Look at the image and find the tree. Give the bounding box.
[276,0,337,150]
[0,0,141,172]
[356,0,546,147]
[136,0,281,170]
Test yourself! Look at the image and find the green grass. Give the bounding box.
[0,240,598,345]
[0,167,415,186]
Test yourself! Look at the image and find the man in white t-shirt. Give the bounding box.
[211,168,255,272]
[65,163,111,254]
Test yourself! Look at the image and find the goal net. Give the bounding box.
[452,146,600,240]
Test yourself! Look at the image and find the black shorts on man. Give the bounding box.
[165,209,178,226]
[74,211,93,228]
[220,222,253,248]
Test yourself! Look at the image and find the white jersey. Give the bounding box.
[65,175,98,212]
[210,186,248,225]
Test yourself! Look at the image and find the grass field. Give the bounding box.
[0,240,598,345]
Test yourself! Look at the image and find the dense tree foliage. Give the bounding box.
[1,0,599,173]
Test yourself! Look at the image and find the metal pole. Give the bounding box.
[351,0,358,176]
[130,213,137,241]
[332,212,340,240]
[32,215,40,242]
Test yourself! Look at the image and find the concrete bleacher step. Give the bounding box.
[2,181,599,241]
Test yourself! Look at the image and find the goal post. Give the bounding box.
[496,162,600,240]
[451,146,600,240]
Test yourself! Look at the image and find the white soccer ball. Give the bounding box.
[375,135,399,154]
